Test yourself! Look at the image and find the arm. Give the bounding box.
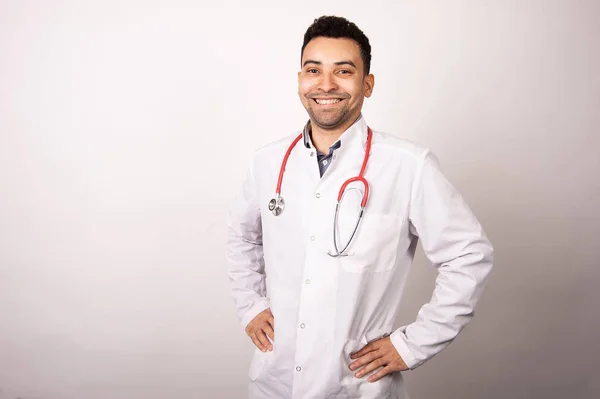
[389,149,494,369]
[225,161,271,330]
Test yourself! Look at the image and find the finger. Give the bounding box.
[245,323,254,336]
[267,316,275,330]
[256,329,273,351]
[368,365,393,383]
[250,333,266,352]
[354,354,385,378]
[349,349,381,372]
[263,322,275,342]
[350,342,375,359]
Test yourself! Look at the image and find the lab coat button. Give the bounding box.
[315,193,321,198]
[305,279,310,284]
[300,323,306,329]
[310,152,315,157]
[296,366,302,372]
[310,236,315,241]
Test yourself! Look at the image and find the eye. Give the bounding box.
[338,69,351,75]
[307,68,319,74]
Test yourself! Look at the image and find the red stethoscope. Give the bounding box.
[268,127,373,257]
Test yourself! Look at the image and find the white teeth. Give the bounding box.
[315,98,341,105]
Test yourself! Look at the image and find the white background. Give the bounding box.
[1,1,599,398]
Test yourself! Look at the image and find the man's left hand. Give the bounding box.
[349,336,409,382]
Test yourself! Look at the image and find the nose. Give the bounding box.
[318,72,338,92]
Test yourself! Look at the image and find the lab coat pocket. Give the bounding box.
[362,326,394,345]
[338,327,395,397]
[336,212,402,274]
[248,348,270,381]
[361,327,395,391]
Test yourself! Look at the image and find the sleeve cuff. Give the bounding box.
[240,297,271,329]
[390,327,421,370]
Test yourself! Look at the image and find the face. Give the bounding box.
[298,37,374,131]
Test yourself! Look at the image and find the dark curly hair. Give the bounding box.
[301,16,372,75]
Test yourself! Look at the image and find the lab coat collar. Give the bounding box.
[302,115,368,152]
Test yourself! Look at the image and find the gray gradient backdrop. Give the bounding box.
[1,0,599,398]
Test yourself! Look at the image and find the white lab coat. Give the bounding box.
[225,117,493,399]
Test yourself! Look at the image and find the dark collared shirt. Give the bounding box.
[302,121,342,177]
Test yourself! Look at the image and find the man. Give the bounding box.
[226,15,493,399]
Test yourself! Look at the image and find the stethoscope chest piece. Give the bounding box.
[268,196,285,216]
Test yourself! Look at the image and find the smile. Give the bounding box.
[313,98,343,105]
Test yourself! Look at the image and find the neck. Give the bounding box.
[310,115,361,154]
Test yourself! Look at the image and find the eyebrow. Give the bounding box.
[334,61,357,68]
[302,60,357,69]
[303,60,322,67]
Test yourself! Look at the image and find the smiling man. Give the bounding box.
[298,34,373,153]
[226,16,493,399]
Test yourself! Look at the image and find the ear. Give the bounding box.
[364,74,375,98]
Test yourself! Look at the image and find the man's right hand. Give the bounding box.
[245,308,275,352]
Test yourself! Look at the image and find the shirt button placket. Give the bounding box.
[296,181,323,393]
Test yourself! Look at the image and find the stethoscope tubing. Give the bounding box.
[275,134,303,197]
[270,127,373,257]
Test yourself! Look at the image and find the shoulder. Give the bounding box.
[371,129,434,165]
[254,131,302,158]
[245,131,303,174]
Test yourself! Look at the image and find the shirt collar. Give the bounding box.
[302,114,367,150]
